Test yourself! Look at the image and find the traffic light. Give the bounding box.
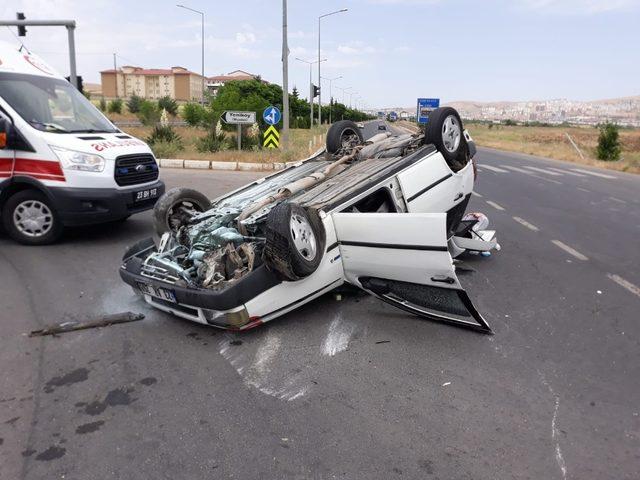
[312,84,320,98]
[16,12,27,37]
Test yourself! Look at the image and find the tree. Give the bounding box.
[210,79,283,130]
[158,96,178,116]
[127,95,143,114]
[107,98,123,114]
[291,86,299,99]
[596,122,622,161]
[138,100,161,126]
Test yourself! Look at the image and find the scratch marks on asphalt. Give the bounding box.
[512,216,540,232]
[539,372,568,480]
[322,313,354,357]
[551,240,589,261]
[486,200,505,211]
[607,274,640,298]
[577,187,591,193]
[608,197,627,204]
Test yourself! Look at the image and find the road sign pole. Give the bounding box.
[237,124,241,151]
[282,0,289,148]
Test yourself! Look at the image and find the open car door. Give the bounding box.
[332,212,492,334]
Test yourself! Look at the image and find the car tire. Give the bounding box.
[263,202,326,281]
[424,107,469,168]
[2,189,63,245]
[152,187,210,236]
[326,120,364,154]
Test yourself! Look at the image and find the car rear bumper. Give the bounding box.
[49,181,165,226]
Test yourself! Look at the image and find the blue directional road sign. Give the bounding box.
[417,98,440,124]
[263,106,281,126]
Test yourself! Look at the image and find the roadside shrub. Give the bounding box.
[99,97,107,111]
[158,96,178,116]
[146,125,182,146]
[150,140,183,159]
[127,94,143,114]
[596,122,621,161]
[138,100,161,126]
[196,122,229,153]
[107,98,123,114]
[181,102,206,127]
[241,123,262,151]
[82,90,91,100]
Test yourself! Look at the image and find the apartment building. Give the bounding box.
[100,66,204,101]
[207,70,266,96]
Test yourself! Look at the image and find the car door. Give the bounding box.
[332,212,491,333]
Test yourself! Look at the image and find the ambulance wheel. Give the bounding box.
[263,202,325,281]
[326,120,364,154]
[153,187,210,236]
[2,189,63,245]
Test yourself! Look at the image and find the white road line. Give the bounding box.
[572,168,617,179]
[471,191,483,198]
[547,167,586,177]
[513,216,540,231]
[530,174,563,185]
[524,166,564,176]
[551,240,589,261]
[608,196,627,204]
[607,274,640,298]
[501,165,533,174]
[481,164,510,173]
[577,187,591,193]
[486,200,505,211]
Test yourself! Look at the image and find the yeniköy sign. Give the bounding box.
[220,111,256,124]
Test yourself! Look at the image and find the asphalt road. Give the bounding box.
[1,127,639,480]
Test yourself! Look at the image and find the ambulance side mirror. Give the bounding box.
[0,117,13,149]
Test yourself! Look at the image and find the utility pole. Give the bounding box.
[113,53,118,98]
[282,0,289,147]
[318,8,347,126]
[176,4,205,104]
[296,57,325,128]
[322,75,341,124]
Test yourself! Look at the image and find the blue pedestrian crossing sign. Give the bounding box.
[263,106,281,126]
[417,98,440,124]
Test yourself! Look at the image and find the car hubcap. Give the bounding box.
[13,200,53,237]
[290,214,317,261]
[442,115,461,153]
[166,200,202,231]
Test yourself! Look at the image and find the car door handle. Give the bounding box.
[431,275,455,284]
[454,192,464,201]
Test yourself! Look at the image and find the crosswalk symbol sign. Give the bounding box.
[263,125,280,149]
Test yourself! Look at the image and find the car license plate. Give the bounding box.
[137,282,176,303]
[134,187,159,203]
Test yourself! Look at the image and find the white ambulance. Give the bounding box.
[0,41,164,244]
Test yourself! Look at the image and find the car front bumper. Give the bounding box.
[48,180,165,226]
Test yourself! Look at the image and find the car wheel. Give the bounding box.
[424,107,469,168]
[152,187,210,236]
[326,120,364,154]
[2,190,63,245]
[263,202,326,281]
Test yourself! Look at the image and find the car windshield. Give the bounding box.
[0,72,117,134]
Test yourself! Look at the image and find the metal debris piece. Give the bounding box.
[29,312,145,337]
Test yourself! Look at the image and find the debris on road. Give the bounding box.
[29,312,145,337]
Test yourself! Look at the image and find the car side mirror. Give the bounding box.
[0,117,14,149]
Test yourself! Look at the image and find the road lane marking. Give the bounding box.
[471,191,483,198]
[547,167,586,177]
[607,274,640,298]
[481,165,510,173]
[572,168,617,179]
[551,240,588,261]
[501,165,533,174]
[486,200,505,211]
[530,174,563,185]
[524,166,564,176]
[608,197,627,204]
[513,216,539,231]
[577,187,591,193]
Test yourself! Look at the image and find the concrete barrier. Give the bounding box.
[210,161,238,171]
[237,162,271,171]
[184,160,211,169]
[159,158,185,168]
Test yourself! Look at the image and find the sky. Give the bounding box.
[1,0,639,108]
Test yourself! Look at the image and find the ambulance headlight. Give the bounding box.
[50,146,105,172]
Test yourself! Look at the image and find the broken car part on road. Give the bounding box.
[120,109,499,333]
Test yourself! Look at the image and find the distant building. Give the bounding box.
[207,70,266,96]
[100,66,204,101]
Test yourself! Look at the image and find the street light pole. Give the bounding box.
[177,4,205,104]
[321,75,341,124]
[296,57,325,128]
[282,0,289,147]
[318,8,347,126]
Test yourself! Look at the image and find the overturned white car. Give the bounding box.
[120,107,499,333]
